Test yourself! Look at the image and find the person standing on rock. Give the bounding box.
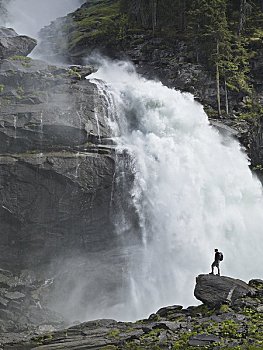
[210,248,223,276]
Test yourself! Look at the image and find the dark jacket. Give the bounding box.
[215,251,221,261]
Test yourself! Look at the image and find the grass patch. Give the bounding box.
[10,55,32,63]
[107,329,121,338]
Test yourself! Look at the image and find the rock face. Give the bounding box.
[0,27,37,59]
[0,268,64,345]
[0,58,106,153]
[0,31,118,273]
[0,26,143,328]
[194,274,255,307]
[0,25,142,334]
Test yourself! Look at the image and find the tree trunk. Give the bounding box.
[140,0,148,27]
[238,0,246,35]
[152,0,157,35]
[224,79,229,115]
[216,41,221,117]
[179,0,186,31]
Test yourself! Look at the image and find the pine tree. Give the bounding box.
[188,0,231,116]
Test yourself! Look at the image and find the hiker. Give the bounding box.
[210,248,223,276]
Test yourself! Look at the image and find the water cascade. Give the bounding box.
[88,59,263,320]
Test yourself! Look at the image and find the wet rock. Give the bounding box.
[194,274,255,307]
[0,27,37,59]
[189,334,221,346]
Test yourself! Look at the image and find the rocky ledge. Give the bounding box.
[3,274,263,349]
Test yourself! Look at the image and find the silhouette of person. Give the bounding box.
[210,248,222,276]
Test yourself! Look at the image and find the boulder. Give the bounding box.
[194,274,255,307]
[0,27,37,59]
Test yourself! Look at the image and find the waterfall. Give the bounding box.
[88,58,263,320]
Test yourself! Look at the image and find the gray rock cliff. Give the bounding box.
[0,30,117,274]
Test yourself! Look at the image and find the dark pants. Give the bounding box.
[211,260,220,275]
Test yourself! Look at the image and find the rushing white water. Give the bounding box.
[88,59,263,319]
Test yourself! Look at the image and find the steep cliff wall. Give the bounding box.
[0,28,116,272]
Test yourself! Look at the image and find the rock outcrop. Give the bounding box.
[194,274,256,307]
[4,276,263,349]
[0,27,37,59]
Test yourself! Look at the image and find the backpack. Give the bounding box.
[219,252,223,261]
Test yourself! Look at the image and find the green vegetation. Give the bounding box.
[10,55,32,62]
[0,84,4,93]
[121,343,144,350]
[108,328,121,338]
[32,333,53,345]
[16,85,25,99]
[67,67,82,79]
[55,0,263,120]
[10,55,32,68]
[173,331,197,349]
[67,0,124,52]
[219,303,230,313]
[119,0,263,118]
